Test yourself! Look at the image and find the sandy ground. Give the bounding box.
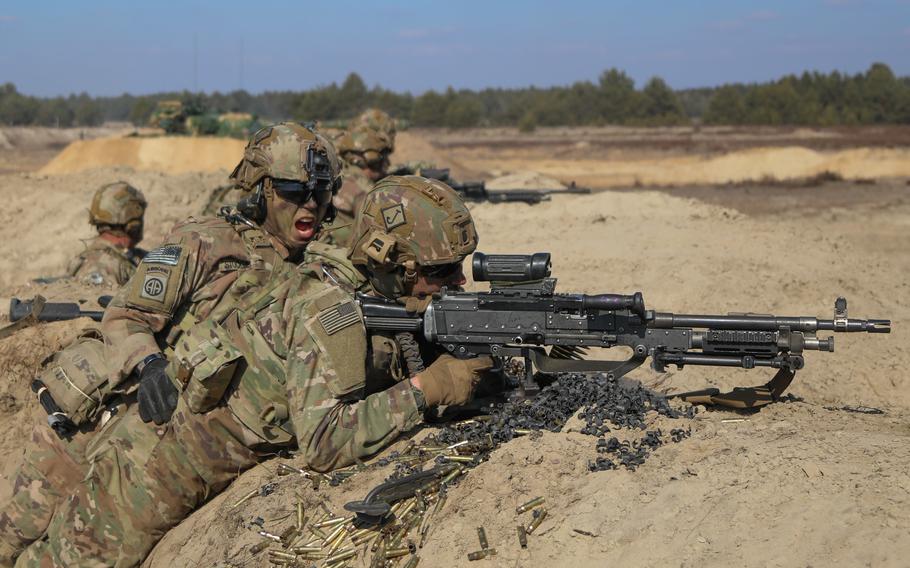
[0,128,906,567]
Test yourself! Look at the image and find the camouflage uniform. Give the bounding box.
[65,182,148,287]
[3,174,480,567]
[66,237,146,286]
[0,123,345,566]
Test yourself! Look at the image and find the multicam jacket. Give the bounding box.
[66,236,146,286]
[101,213,297,381]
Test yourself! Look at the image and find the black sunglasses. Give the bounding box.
[420,262,463,279]
[271,180,333,207]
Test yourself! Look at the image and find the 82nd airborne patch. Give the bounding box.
[140,272,168,302]
[381,204,407,231]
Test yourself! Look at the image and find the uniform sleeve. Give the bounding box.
[285,304,422,472]
[101,228,213,380]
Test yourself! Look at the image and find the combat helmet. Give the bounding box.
[351,108,396,151]
[334,126,394,172]
[229,122,343,222]
[88,181,147,239]
[348,175,478,300]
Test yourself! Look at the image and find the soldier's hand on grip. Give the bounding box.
[416,354,493,407]
[137,357,179,425]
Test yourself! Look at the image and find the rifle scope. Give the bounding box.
[472,252,551,282]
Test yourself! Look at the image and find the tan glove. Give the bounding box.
[416,354,494,407]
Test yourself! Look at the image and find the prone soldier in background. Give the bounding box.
[321,121,394,247]
[65,181,148,286]
[0,173,491,566]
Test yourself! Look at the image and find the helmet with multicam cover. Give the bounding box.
[348,175,478,299]
[230,122,342,193]
[88,181,147,239]
[334,126,393,173]
[351,108,396,150]
[229,122,343,226]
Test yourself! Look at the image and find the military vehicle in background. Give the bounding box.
[147,101,259,138]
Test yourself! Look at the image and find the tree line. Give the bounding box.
[1,63,908,129]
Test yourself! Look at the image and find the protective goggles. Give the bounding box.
[271,179,334,207]
[419,261,463,279]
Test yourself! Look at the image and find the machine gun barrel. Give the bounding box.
[651,312,890,333]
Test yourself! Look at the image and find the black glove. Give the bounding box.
[137,356,178,425]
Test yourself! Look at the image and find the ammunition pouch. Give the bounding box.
[170,314,245,414]
[35,328,130,428]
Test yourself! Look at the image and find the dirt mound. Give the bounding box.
[457,146,910,188]
[0,168,228,289]
[39,136,246,175]
[486,171,566,190]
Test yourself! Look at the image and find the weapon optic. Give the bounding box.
[358,252,891,409]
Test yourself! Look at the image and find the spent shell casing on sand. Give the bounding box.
[526,509,548,534]
[467,548,497,561]
[477,527,488,549]
[516,496,545,514]
[517,525,528,548]
[249,540,271,554]
[326,548,357,564]
[385,547,411,559]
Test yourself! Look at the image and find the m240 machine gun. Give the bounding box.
[358,253,891,408]
[388,166,591,204]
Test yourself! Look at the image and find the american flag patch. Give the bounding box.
[317,301,359,335]
[143,245,182,266]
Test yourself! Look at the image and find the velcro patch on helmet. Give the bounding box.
[381,204,407,231]
[317,301,359,335]
[143,245,182,266]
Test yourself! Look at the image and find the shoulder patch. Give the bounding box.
[381,204,407,231]
[317,301,359,335]
[143,245,182,266]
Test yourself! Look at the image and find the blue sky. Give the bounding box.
[0,0,908,97]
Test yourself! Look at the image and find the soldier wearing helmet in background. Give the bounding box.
[0,121,344,565]
[66,181,148,286]
[322,120,395,247]
[352,107,397,145]
[0,174,490,566]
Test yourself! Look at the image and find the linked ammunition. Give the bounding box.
[385,547,411,559]
[467,548,497,561]
[326,548,357,564]
[516,496,545,514]
[526,509,548,534]
[517,525,528,548]
[231,488,259,509]
[477,527,488,549]
[402,555,421,568]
